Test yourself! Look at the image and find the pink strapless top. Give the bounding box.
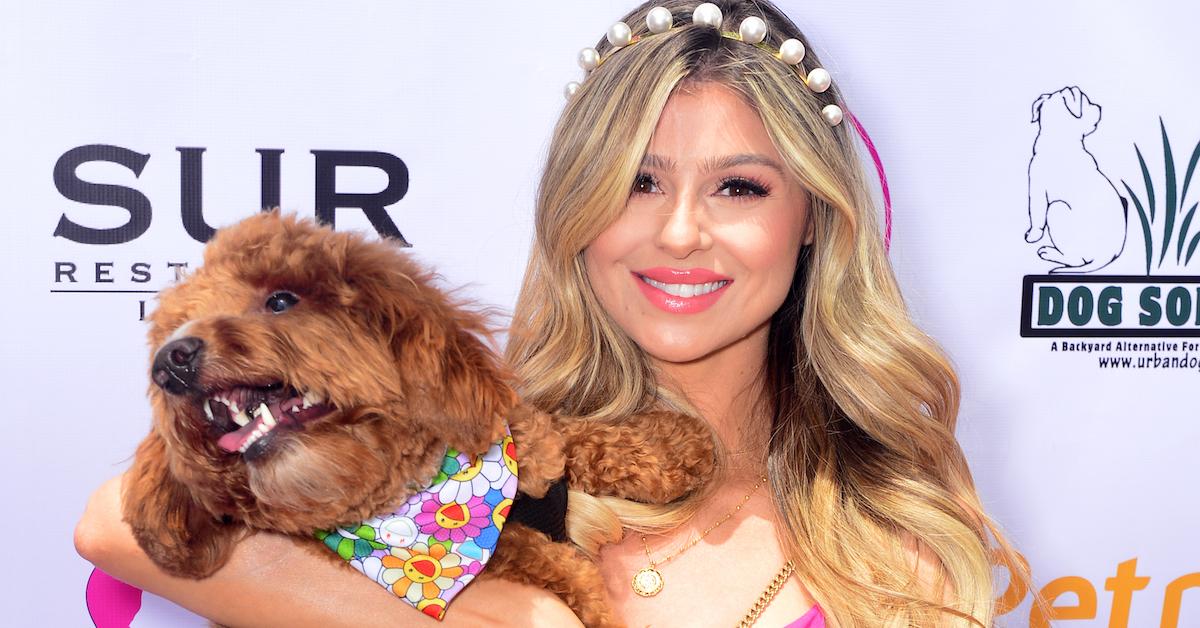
[784,604,825,628]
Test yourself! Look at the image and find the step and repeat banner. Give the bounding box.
[2,1,1196,626]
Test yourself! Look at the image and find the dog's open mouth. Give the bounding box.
[202,382,335,455]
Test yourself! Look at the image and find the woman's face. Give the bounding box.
[584,81,813,366]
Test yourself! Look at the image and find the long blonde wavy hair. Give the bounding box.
[504,1,1035,625]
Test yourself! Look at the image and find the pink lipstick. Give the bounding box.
[632,267,733,314]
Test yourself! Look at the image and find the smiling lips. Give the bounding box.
[633,267,733,314]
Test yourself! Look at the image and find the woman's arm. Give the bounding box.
[75,473,584,628]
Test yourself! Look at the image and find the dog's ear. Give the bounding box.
[122,432,242,579]
[1030,93,1052,123]
[398,306,518,455]
[1063,87,1083,119]
[341,236,518,454]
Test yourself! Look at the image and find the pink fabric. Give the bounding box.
[785,604,825,628]
[85,568,143,627]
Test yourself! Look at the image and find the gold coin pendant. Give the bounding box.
[632,567,664,597]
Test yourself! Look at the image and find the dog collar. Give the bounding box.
[315,423,518,620]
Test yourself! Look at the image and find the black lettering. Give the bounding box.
[95,262,114,283]
[178,147,217,243]
[257,149,283,211]
[131,262,151,283]
[167,262,189,281]
[311,150,410,245]
[52,144,152,244]
[55,262,77,283]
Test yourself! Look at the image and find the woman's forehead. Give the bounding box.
[646,83,781,167]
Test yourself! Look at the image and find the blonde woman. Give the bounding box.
[77,1,1031,626]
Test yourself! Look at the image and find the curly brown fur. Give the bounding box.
[487,525,619,628]
[558,410,717,503]
[121,209,715,626]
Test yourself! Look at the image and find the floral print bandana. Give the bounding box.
[314,424,519,620]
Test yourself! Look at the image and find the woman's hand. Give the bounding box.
[75,473,584,628]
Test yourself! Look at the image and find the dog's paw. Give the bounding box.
[561,411,716,504]
[1037,245,1066,264]
[1025,226,1045,243]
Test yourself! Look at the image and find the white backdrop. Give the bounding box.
[2,1,1197,626]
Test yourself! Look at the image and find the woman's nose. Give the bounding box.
[655,195,711,258]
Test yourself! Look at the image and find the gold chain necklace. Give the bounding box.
[631,476,768,597]
[736,560,796,627]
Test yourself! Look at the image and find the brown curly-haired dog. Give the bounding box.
[123,209,715,627]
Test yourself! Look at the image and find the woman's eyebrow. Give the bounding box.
[641,153,785,176]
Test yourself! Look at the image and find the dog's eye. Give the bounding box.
[265,290,300,314]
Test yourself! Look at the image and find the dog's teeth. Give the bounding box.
[203,399,215,422]
[232,408,251,427]
[302,390,322,408]
[258,403,276,427]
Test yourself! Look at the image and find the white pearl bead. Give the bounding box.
[578,47,599,71]
[647,7,673,34]
[607,21,632,47]
[564,81,580,99]
[692,2,722,28]
[806,67,832,93]
[822,104,844,126]
[739,16,767,44]
[779,38,805,65]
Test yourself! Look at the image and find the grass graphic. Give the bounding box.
[1121,117,1200,274]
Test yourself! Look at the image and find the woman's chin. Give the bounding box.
[638,336,727,366]
[635,320,770,369]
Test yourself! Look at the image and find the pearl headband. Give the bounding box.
[563,2,845,127]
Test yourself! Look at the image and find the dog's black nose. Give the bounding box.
[152,337,204,395]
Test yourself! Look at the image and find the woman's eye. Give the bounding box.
[632,172,659,195]
[631,172,771,201]
[265,290,300,314]
[717,176,771,200]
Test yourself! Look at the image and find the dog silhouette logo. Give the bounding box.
[1019,87,1200,346]
[1026,86,1129,274]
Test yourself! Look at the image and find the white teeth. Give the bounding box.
[259,403,276,427]
[640,276,729,298]
[219,388,327,455]
[302,390,323,408]
[203,399,214,422]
